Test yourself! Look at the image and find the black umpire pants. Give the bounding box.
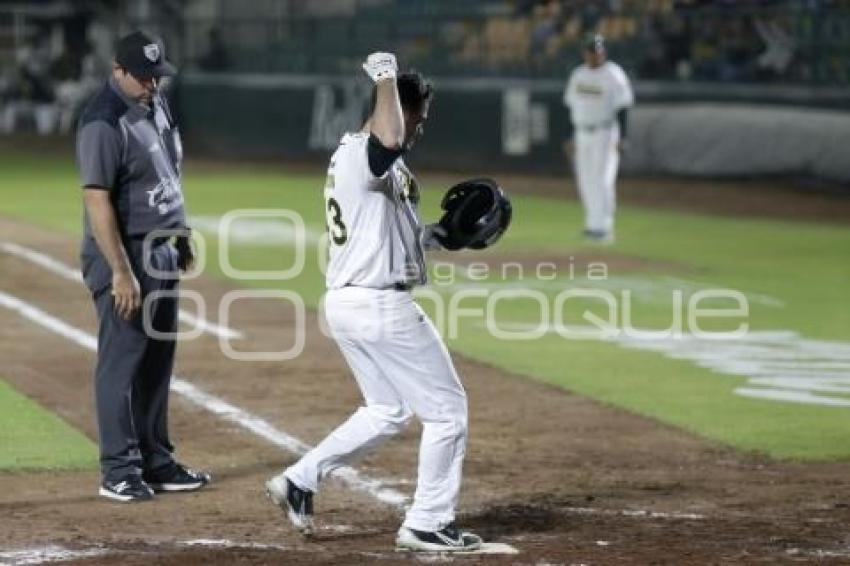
[82,238,179,482]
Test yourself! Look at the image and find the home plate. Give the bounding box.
[471,543,519,554]
[398,543,519,555]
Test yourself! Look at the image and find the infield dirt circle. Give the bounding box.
[2,200,850,564]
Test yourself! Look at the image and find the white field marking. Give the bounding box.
[0,288,408,507]
[179,539,288,551]
[736,387,850,407]
[618,331,850,408]
[169,379,408,506]
[786,547,850,558]
[0,242,243,341]
[319,524,357,533]
[190,215,322,246]
[491,321,850,408]
[0,544,109,565]
[564,506,705,521]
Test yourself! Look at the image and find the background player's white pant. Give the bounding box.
[574,125,620,234]
[285,286,468,532]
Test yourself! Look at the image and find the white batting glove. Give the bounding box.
[362,52,397,83]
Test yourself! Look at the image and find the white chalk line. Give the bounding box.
[0,537,521,566]
[0,242,243,341]
[0,539,288,566]
[179,539,288,551]
[786,546,850,558]
[0,544,109,565]
[564,506,704,520]
[0,288,406,508]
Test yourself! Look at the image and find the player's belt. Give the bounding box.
[577,120,614,132]
[342,282,413,292]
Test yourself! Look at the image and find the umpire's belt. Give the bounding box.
[128,235,170,249]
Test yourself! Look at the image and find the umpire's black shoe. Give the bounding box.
[99,477,154,503]
[144,462,211,492]
[396,522,483,552]
[265,475,314,535]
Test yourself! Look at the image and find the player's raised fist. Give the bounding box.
[362,52,397,83]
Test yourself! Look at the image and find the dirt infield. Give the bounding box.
[2,217,850,565]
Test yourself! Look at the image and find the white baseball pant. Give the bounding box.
[285,286,468,532]
[574,124,620,234]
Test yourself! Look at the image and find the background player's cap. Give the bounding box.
[583,33,605,53]
[116,30,177,80]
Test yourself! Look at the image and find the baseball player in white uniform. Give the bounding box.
[266,52,482,553]
[564,34,634,243]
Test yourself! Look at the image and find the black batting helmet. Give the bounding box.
[435,178,512,251]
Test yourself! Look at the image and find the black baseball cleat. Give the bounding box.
[99,477,154,503]
[265,475,315,536]
[143,462,211,492]
[396,522,483,552]
[582,229,614,244]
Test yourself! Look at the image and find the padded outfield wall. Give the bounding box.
[175,73,850,183]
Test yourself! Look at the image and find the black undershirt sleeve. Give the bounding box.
[367,134,404,177]
[617,108,628,139]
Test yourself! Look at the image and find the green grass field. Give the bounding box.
[0,379,96,471]
[1,150,849,461]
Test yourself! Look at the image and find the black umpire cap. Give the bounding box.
[116,31,177,79]
[583,33,605,53]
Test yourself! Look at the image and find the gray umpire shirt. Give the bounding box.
[77,76,186,260]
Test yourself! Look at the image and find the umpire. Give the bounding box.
[76,31,209,502]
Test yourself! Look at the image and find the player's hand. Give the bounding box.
[421,223,448,251]
[112,269,141,321]
[362,52,397,83]
[563,139,575,158]
[617,140,629,154]
[175,233,195,272]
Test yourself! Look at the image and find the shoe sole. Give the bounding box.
[98,487,152,503]
[147,481,207,492]
[265,481,314,536]
[396,540,483,553]
[584,235,615,245]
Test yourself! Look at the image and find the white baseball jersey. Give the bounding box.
[323,131,426,290]
[564,61,634,127]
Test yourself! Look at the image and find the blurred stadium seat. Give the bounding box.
[0,0,848,184]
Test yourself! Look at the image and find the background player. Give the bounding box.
[266,52,482,552]
[564,33,634,243]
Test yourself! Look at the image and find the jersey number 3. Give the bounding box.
[326,197,347,245]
